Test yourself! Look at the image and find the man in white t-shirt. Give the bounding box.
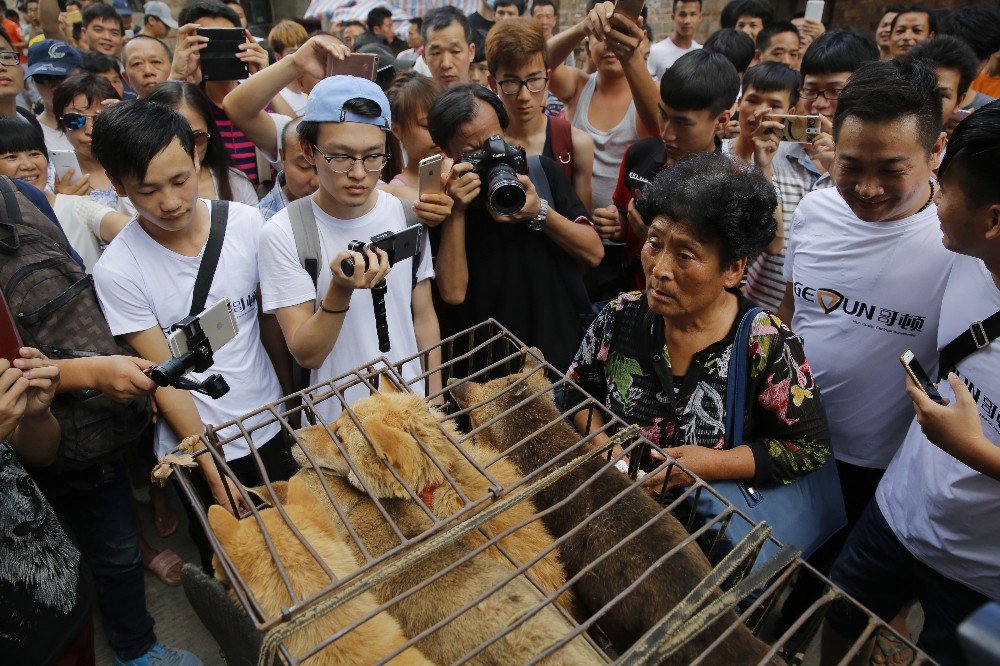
[89,101,292,565]
[778,59,953,551]
[258,75,440,425]
[647,0,703,79]
[825,100,1000,666]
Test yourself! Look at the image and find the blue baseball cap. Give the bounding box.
[25,40,84,80]
[304,75,391,131]
[113,0,134,15]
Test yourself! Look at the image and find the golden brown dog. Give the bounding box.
[290,425,606,665]
[448,350,780,665]
[208,477,434,665]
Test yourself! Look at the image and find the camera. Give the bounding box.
[458,135,529,216]
[146,299,237,399]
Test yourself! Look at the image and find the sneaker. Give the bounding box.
[114,642,203,666]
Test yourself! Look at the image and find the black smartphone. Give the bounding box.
[197,27,250,81]
[0,288,24,363]
[900,350,945,405]
[341,225,424,277]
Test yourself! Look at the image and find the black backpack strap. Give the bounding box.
[938,310,1000,380]
[190,200,229,317]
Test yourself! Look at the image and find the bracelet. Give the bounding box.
[319,302,349,315]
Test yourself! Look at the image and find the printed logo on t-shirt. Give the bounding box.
[627,171,652,200]
[794,282,926,336]
[231,291,257,317]
[955,369,1000,438]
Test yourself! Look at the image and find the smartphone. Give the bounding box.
[613,0,645,22]
[65,9,82,24]
[49,150,83,184]
[900,350,945,405]
[0,289,24,363]
[804,0,825,22]
[325,53,378,81]
[196,27,250,81]
[418,154,443,197]
[765,114,821,143]
[341,225,424,276]
[167,298,239,359]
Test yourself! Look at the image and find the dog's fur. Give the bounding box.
[207,477,433,665]
[322,382,579,616]
[290,427,605,665]
[448,351,779,664]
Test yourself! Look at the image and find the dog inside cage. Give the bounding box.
[169,320,930,666]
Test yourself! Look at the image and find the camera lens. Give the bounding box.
[486,164,527,217]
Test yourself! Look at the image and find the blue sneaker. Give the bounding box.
[114,642,203,666]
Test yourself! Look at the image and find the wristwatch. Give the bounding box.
[527,198,549,231]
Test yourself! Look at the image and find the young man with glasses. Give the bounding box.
[485,18,595,210]
[258,75,439,422]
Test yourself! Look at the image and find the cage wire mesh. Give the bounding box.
[169,319,932,666]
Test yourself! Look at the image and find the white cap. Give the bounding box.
[143,1,178,30]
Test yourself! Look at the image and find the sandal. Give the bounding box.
[145,549,184,587]
[871,631,915,666]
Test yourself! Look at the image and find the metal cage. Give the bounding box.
[169,319,932,666]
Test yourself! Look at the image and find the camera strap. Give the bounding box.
[190,200,229,317]
[938,309,1000,381]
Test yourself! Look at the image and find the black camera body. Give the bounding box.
[147,316,230,399]
[458,135,529,216]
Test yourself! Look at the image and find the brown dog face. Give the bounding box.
[448,348,554,431]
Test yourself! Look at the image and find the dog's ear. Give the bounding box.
[448,377,476,407]
[251,480,288,505]
[523,348,544,372]
[208,504,240,546]
[379,375,403,394]
[364,418,415,468]
[286,476,322,512]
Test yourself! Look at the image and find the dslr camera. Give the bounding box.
[458,135,529,216]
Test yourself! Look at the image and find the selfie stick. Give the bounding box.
[372,280,391,353]
[147,316,231,399]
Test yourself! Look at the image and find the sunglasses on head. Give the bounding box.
[61,111,100,131]
[192,130,211,147]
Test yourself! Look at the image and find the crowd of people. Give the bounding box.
[1,0,999,665]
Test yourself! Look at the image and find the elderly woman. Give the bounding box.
[569,153,830,493]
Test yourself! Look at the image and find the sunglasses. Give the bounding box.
[192,130,211,147]
[61,111,100,131]
[32,74,64,86]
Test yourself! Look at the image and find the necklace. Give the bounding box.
[916,179,936,214]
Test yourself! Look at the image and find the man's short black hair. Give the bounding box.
[800,28,879,77]
[661,50,740,116]
[833,59,942,155]
[82,2,123,30]
[178,1,240,28]
[937,7,1000,64]
[124,34,173,61]
[366,7,391,32]
[889,6,936,36]
[297,98,384,147]
[531,0,558,14]
[742,61,802,106]
[92,100,196,183]
[756,20,799,53]
[905,36,979,103]
[673,0,702,11]
[81,51,121,76]
[410,17,422,29]
[938,99,1000,209]
[703,28,755,75]
[427,83,508,155]
[721,0,773,29]
[636,152,777,264]
[421,6,470,45]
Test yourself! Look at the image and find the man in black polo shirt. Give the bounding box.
[594,50,740,291]
[429,84,603,373]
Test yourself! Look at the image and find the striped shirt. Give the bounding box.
[210,98,261,187]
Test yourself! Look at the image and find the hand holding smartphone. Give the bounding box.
[418,154,444,198]
[49,150,84,184]
[900,350,945,405]
[804,0,825,22]
[196,27,250,81]
[0,289,24,364]
[166,299,239,359]
[764,114,821,143]
[613,0,645,22]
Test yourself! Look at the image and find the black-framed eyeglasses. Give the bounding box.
[0,51,20,67]
[497,75,549,96]
[311,145,391,173]
[62,111,100,131]
[798,87,843,101]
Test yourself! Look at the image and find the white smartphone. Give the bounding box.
[804,0,825,22]
[418,154,444,197]
[167,298,239,359]
[49,150,83,184]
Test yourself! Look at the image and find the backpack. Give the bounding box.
[547,115,575,185]
[0,177,150,471]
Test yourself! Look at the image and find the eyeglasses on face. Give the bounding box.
[311,145,391,173]
[498,75,549,96]
[61,111,101,131]
[0,51,20,67]
[32,74,64,86]
[798,87,843,101]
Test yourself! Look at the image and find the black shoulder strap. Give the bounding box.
[527,155,553,205]
[0,176,22,252]
[190,200,229,317]
[938,310,1000,380]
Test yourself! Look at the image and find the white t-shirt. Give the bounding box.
[52,194,104,272]
[278,87,307,116]
[647,37,701,79]
[877,254,1000,599]
[783,188,954,468]
[40,123,74,153]
[93,200,283,460]
[258,190,434,423]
